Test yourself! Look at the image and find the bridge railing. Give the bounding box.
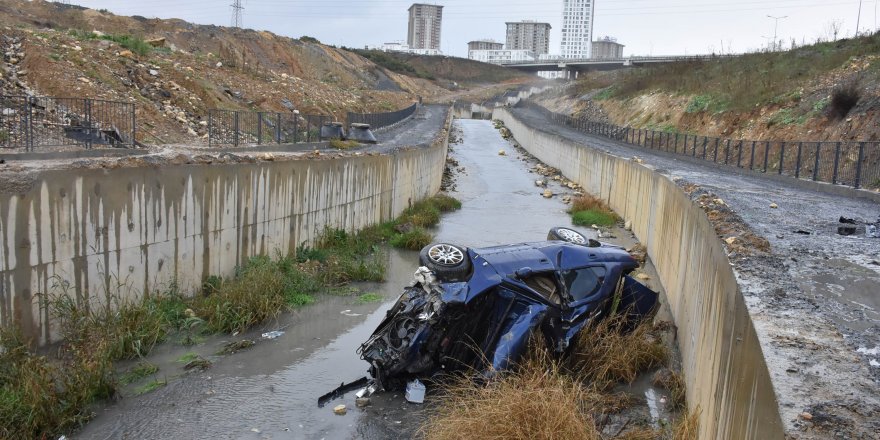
[0,95,137,151]
[498,54,739,66]
[347,103,417,131]
[518,100,879,190]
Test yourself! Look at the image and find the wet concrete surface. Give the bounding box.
[75,118,672,439]
[510,105,880,436]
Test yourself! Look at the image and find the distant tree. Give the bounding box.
[299,36,320,44]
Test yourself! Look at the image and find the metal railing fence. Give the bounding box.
[518,100,879,190]
[0,95,136,150]
[207,110,329,147]
[347,103,417,131]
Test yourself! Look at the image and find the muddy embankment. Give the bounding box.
[0,111,452,345]
[495,108,785,439]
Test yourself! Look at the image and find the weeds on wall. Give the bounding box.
[0,194,461,438]
[568,194,620,227]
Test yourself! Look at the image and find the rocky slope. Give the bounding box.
[0,0,462,144]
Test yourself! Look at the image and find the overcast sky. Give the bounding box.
[70,0,878,57]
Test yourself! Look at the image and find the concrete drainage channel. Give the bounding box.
[494,108,791,439]
[68,118,683,439]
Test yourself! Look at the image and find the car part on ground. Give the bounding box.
[357,227,658,392]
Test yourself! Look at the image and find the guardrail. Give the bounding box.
[347,103,417,131]
[0,95,136,150]
[207,110,330,147]
[518,100,879,190]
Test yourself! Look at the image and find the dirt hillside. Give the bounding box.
[0,0,461,144]
[540,33,880,144]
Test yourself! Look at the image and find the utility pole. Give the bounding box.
[767,15,788,51]
[231,0,244,29]
[855,0,863,36]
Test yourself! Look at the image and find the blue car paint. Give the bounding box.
[360,239,658,385]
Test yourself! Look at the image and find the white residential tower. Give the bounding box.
[560,0,596,59]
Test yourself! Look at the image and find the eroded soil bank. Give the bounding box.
[75,119,680,439]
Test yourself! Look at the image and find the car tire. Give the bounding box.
[547,227,589,244]
[419,243,471,281]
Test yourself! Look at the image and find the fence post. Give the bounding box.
[702,137,708,159]
[84,98,93,149]
[131,103,136,148]
[318,116,325,141]
[736,141,743,168]
[812,143,821,181]
[257,112,263,145]
[674,133,679,154]
[208,111,213,148]
[854,142,865,189]
[749,141,756,170]
[25,97,34,151]
[763,141,770,172]
[724,139,730,164]
[832,142,841,184]
[651,131,656,148]
[713,138,720,162]
[795,142,803,178]
[276,113,282,144]
[233,111,240,148]
[778,142,786,175]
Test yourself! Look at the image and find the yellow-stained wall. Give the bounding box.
[496,108,784,440]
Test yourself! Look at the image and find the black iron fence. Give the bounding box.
[0,95,136,150]
[347,103,417,131]
[519,101,880,190]
[208,110,330,147]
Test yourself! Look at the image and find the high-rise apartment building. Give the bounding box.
[407,4,443,50]
[468,40,504,52]
[560,0,596,59]
[505,21,552,55]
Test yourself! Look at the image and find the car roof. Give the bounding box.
[470,241,638,277]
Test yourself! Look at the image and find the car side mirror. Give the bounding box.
[515,267,534,279]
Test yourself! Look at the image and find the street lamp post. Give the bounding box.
[856,0,863,36]
[767,15,788,51]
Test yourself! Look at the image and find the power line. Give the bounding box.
[231,0,244,28]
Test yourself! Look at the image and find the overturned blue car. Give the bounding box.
[358,227,658,390]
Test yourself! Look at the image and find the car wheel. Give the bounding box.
[547,227,588,245]
[419,243,471,281]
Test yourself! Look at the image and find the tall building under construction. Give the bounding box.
[407,4,443,50]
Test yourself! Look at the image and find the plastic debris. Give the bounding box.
[262,331,284,340]
[333,404,347,415]
[770,203,778,209]
[356,397,371,408]
[405,379,426,404]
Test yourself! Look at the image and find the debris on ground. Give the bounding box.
[356,228,658,392]
[183,356,212,371]
[770,203,779,209]
[217,339,255,355]
[405,379,426,404]
[333,404,347,415]
[261,331,285,340]
[498,149,507,156]
[543,189,554,198]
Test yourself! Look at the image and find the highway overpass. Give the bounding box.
[500,54,735,73]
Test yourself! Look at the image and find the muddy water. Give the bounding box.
[76,119,670,439]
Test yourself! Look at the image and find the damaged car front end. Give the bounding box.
[357,227,658,391]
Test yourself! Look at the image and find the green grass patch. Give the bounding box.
[571,209,618,227]
[134,378,166,396]
[119,362,159,385]
[176,352,200,364]
[768,108,808,126]
[390,228,433,251]
[593,87,615,101]
[329,139,360,150]
[67,29,154,57]
[356,293,384,304]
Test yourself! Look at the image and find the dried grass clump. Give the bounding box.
[567,318,668,389]
[673,408,700,440]
[568,194,610,214]
[653,369,687,411]
[421,351,602,440]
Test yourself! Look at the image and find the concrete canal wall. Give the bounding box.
[495,108,785,440]
[0,138,448,345]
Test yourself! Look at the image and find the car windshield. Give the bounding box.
[560,266,606,302]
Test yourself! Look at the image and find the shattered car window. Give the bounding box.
[561,266,606,301]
